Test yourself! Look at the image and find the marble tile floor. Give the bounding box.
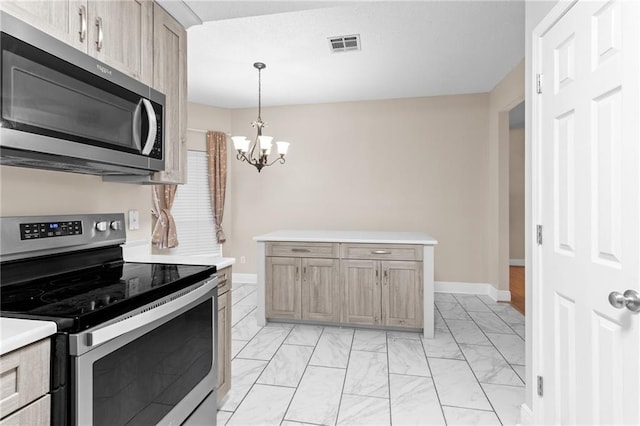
[220,284,525,425]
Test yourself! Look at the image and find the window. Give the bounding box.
[168,150,222,256]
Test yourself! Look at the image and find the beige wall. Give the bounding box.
[0,166,152,240]
[509,127,525,260]
[487,59,525,291]
[226,94,492,283]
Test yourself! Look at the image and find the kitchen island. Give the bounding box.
[254,230,438,338]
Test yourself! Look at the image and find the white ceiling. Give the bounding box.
[180,1,525,109]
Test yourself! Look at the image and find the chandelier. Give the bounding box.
[232,62,289,172]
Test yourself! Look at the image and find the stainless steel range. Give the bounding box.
[0,213,217,426]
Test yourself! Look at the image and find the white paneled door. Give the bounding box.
[534,0,640,424]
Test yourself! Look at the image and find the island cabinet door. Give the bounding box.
[301,258,340,322]
[381,261,423,328]
[340,259,381,326]
[266,257,302,320]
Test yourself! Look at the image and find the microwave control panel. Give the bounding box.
[20,221,83,240]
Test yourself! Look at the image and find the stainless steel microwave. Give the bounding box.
[0,12,165,176]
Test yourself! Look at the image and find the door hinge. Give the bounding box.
[537,225,543,245]
[537,375,544,396]
[536,73,543,94]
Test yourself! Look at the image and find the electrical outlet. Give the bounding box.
[240,256,246,264]
[128,210,139,230]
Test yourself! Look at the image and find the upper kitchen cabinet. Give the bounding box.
[0,0,153,86]
[0,0,85,50]
[151,3,187,184]
[87,0,153,85]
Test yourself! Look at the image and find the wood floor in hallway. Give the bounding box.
[509,266,525,315]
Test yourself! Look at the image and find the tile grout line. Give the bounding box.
[472,295,527,386]
[441,298,505,423]
[226,322,294,423]
[333,328,356,426]
[385,330,394,426]
[280,326,326,425]
[417,314,447,425]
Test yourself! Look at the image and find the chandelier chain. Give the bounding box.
[257,67,262,123]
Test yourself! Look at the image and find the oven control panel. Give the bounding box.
[20,221,83,240]
[1,213,126,262]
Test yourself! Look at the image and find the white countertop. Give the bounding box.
[125,253,235,269]
[254,230,438,245]
[122,241,235,269]
[0,318,57,356]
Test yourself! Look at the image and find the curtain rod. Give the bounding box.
[187,127,230,136]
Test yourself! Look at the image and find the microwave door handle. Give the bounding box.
[132,100,143,151]
[141,98,157,155]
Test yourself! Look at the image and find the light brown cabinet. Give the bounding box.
[341,260,422,328]
[265,242,422,329]
[0,0,153,85]
[265,250,341,323]
[301,258,340,322]
[87,0,153,85]
[216,266,232,403]
[341,244,423,329]
[0,339,51,425]
[341,259,380,325]
[266,257,301,320]
[0,0,85,50]
[381,261,423,328]
[150,3,187,184]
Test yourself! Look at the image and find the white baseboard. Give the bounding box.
[519,403,533,425]
[435,281,511,302]
[233,273,257,284]
[510,258,525,266]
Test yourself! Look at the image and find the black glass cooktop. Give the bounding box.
[0,261,216,332]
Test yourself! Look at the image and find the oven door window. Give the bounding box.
[91,299,213,426]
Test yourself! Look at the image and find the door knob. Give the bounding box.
[608,290,640,313]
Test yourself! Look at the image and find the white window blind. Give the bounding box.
[168,150,223,256]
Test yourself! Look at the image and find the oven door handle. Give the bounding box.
[87,278,215,347]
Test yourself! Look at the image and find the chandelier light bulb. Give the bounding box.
[276,141,290,156]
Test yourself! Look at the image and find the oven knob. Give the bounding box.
[110,220,121,230]
[95,221,108,232]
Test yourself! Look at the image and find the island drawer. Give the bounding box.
[266,242,339,258]
[340,243,423,261]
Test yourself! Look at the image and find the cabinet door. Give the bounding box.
[301,258,340,322]
[87,0,152,84]
[0,0,86,50]
[151,3,187,184]
[341,259,380,325]
[216,291,231,402]
[381,261,423,328]
[266,257,301,320]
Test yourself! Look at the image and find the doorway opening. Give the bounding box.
[508,101,525,314]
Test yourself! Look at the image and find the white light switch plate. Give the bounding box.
[128,210,139,230]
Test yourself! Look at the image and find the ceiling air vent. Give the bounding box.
[328,34,361,53]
